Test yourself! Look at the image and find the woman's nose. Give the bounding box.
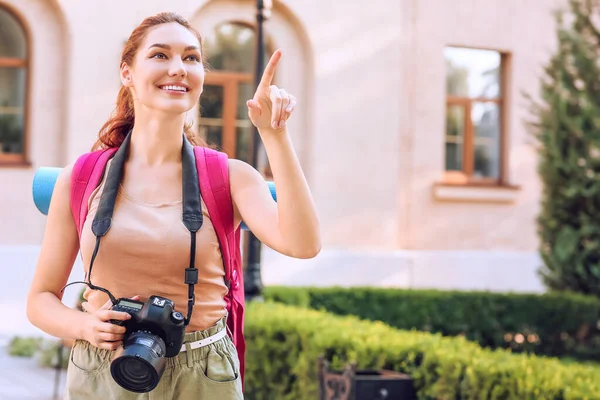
[168,58,187,77]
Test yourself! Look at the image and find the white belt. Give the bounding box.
[180,328,227,353]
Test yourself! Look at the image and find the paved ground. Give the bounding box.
[0,344,66,400]
[0,247,80,399]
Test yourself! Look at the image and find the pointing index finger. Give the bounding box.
[259,50,282,90]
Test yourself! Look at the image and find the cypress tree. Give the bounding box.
[531,0,600,296]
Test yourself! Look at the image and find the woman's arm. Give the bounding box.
[229,129,321,259]
[26,165,130,347]
[26,164,89,339]
[229,49,321,259]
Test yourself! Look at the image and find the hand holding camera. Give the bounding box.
[80,295,139,351]
[105,295,187,393]
[79,294,187,392]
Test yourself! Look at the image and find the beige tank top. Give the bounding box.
[79,159,228,332]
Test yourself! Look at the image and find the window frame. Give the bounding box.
[0,4,31,167]
[443,47,511,186]
[200,71,254,159]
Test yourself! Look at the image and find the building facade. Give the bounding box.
[0,0,565,325]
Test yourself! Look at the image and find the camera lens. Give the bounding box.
[110,331,167,393]
[115,357,152,386]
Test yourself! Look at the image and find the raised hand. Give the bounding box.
[246,49,297,132]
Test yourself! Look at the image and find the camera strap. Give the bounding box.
[85,130,202,326]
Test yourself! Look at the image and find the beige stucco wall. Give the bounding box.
[0,0,565,257]
[0,0,68,244]
[396,0,563,251]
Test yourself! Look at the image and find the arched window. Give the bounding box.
[0,7,28,164]
[199,22,271,165]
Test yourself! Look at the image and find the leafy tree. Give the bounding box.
[530,0,600,296]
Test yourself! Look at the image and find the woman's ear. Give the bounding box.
[120,62,133,87]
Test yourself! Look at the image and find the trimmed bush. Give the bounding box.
[36,340,70,369]
[6,336,70,369]
[263,286,600,360]
[6,336,42,357]
[245,302,600,399]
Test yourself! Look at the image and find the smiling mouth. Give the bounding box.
[158,85,190,93]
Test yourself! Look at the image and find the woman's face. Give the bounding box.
[121,22,205,115]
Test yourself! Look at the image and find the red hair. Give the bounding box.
[93,12,207,150]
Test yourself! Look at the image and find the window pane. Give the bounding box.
[444,47,501,98]
[0,109,24,154]
[0,67,26,107]
[235,124,253,164]
[200,126,223,150]
[200,85,223,118]
[0,68,25,154]
[236,82,254,163]
[0,8,26,58]
[199,85,224,149]
[205,23,255,73]
[237,83,253,119]
[472,102,500,179]
[445,105,464,171]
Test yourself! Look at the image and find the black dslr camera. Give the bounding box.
[109,295,186,393]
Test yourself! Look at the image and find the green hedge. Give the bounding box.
[244,302,600,399]
[7,337,43,357]
[6,336,70,369]
[263,286,600,360]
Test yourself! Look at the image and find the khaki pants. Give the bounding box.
[64,316,243,399]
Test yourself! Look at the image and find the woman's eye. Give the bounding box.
[151,53,167,59]
[186,55,200,62]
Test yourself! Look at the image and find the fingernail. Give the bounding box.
[272,122,278,129]
[286,107,292,112]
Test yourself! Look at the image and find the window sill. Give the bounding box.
[0,156,31,169]
[433,182,521,204]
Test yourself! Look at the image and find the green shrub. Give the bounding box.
[263,286,600,360]
[245,302,600,400]
[36,340,69,369]
[6,336,70,369]
[7,336,42,357]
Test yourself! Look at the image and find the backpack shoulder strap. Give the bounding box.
[194,146,236,282]
[70,148,118,238]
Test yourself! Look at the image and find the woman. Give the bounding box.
[26,12,321,399]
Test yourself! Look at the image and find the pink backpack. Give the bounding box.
[69,146,246,385]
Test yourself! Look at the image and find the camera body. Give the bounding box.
[110,295,185,358]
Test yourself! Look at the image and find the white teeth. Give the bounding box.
[161,85,187,92]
